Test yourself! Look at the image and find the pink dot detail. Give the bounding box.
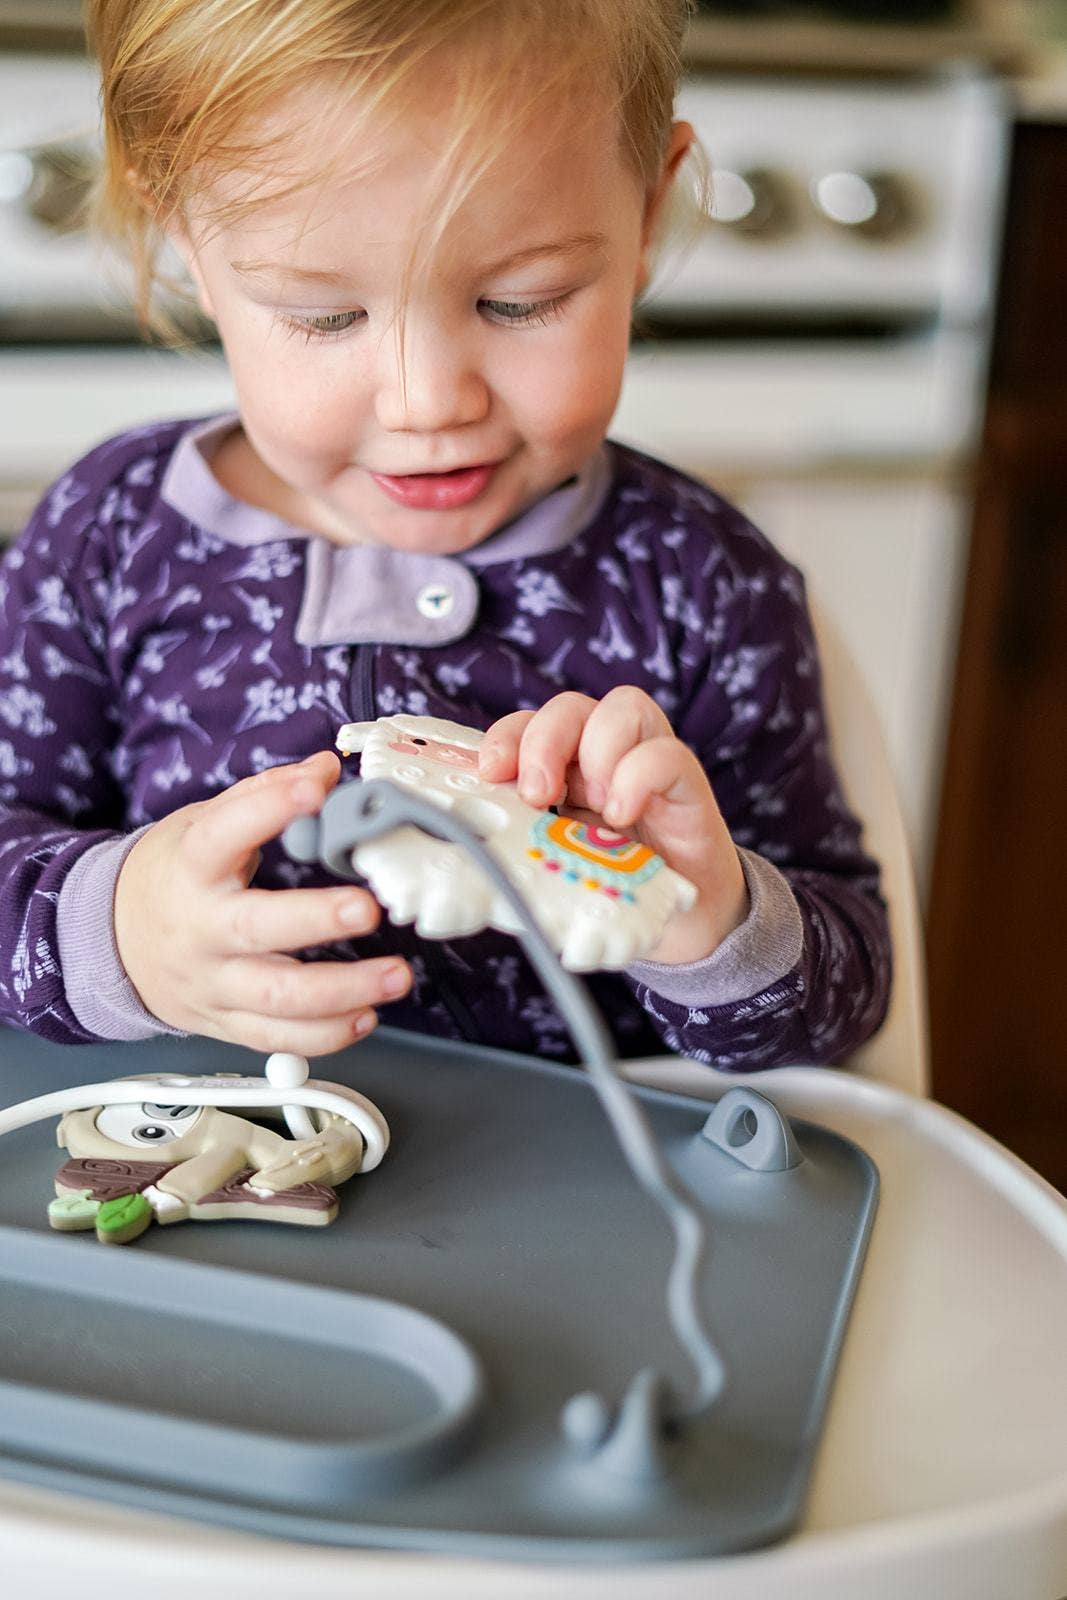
[545,860,560,871]
[603,886,620,898]
[586,826,627,848]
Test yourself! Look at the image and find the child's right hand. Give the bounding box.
[114,752,412,1055]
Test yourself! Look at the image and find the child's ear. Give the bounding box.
[635,120,696,293]
[163,216,217,321]
[124,166,218,323]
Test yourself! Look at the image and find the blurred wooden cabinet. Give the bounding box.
[927,118,1067,1187]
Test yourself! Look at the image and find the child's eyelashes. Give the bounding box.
[478,294,570,327]
[279,309,365,341]
[276,294,570,342]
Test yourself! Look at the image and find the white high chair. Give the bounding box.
[6,609,1067,1599]
[810,599,930,1095]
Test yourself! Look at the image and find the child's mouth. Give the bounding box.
[369,462,497,510]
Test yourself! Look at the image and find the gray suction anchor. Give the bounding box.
[282,778,728,1439]
[561,1369,673,1484]
[701,1088,803,1173]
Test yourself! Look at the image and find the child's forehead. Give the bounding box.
[192,73,638,256]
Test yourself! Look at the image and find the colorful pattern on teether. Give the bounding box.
[529,815,661,901]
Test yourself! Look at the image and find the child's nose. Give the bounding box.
[374,326,490,434]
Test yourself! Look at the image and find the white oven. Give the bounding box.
[0,56,1008,888]
[0,53,236,533]
[617,73,1008,890]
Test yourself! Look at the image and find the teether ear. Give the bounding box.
[336,721,376,756]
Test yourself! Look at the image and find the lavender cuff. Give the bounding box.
[56,828,188,1041]
[627,848,804,1008]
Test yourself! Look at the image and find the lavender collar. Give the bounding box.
[160,414,612,648]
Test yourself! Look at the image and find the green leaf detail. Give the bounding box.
[96,1192,152,1236]
[48,1190,100,1229]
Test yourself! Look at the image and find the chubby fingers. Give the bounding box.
[219,883,382,956]
[480,694,601,809]
[210,878,414,1052]
[479,689,676,815]
[598,735,716,837]
[210,1002,380,1061]
[478,710,535,784]
[223,949,411,1024]
[573,687,675,816]
[188,752,342,885]
[211,944,414,1058]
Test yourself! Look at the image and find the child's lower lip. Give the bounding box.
[370,462,497,509]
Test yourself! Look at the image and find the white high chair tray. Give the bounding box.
[2,1050,1067,1600]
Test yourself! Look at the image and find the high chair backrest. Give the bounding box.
[809,599,930,1095]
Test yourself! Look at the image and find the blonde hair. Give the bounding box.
[86,0,697,336]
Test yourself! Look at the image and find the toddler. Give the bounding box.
[0,0,889,1069]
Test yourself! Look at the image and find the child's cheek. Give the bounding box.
[521,360,622,456]
[528,305,632,450]
[241,366,361,467]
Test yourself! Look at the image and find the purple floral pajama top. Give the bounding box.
[0,415,889,1068]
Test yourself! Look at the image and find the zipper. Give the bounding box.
[422,940,483,1043]
[352,643,376,722]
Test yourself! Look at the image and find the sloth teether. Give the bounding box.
[331,714,696,972]
[38,1062,389,1245]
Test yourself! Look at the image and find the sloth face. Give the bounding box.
[93,1101,204,1149]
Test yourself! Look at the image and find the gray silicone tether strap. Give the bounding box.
[284,779,726,1421]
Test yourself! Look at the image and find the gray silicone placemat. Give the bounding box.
[0,1026,878,1561]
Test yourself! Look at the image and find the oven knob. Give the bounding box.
[810,170,915,240]
[708,167,794,238]
[22,143,96,234]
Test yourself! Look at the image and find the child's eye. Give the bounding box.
[479,295,569,328]
[280,310,365,341]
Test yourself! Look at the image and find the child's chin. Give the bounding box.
[376,512,497,556]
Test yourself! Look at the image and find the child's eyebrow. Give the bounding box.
[229,233,607,289]
[229,261,353,288]
[480,232,608,276]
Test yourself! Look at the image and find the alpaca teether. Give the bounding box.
[333,714,696,972]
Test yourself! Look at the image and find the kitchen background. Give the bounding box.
[1,2,1064,1183]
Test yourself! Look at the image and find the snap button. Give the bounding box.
[416,583,455,620]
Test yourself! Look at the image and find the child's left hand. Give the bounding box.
[479,688,748,967]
